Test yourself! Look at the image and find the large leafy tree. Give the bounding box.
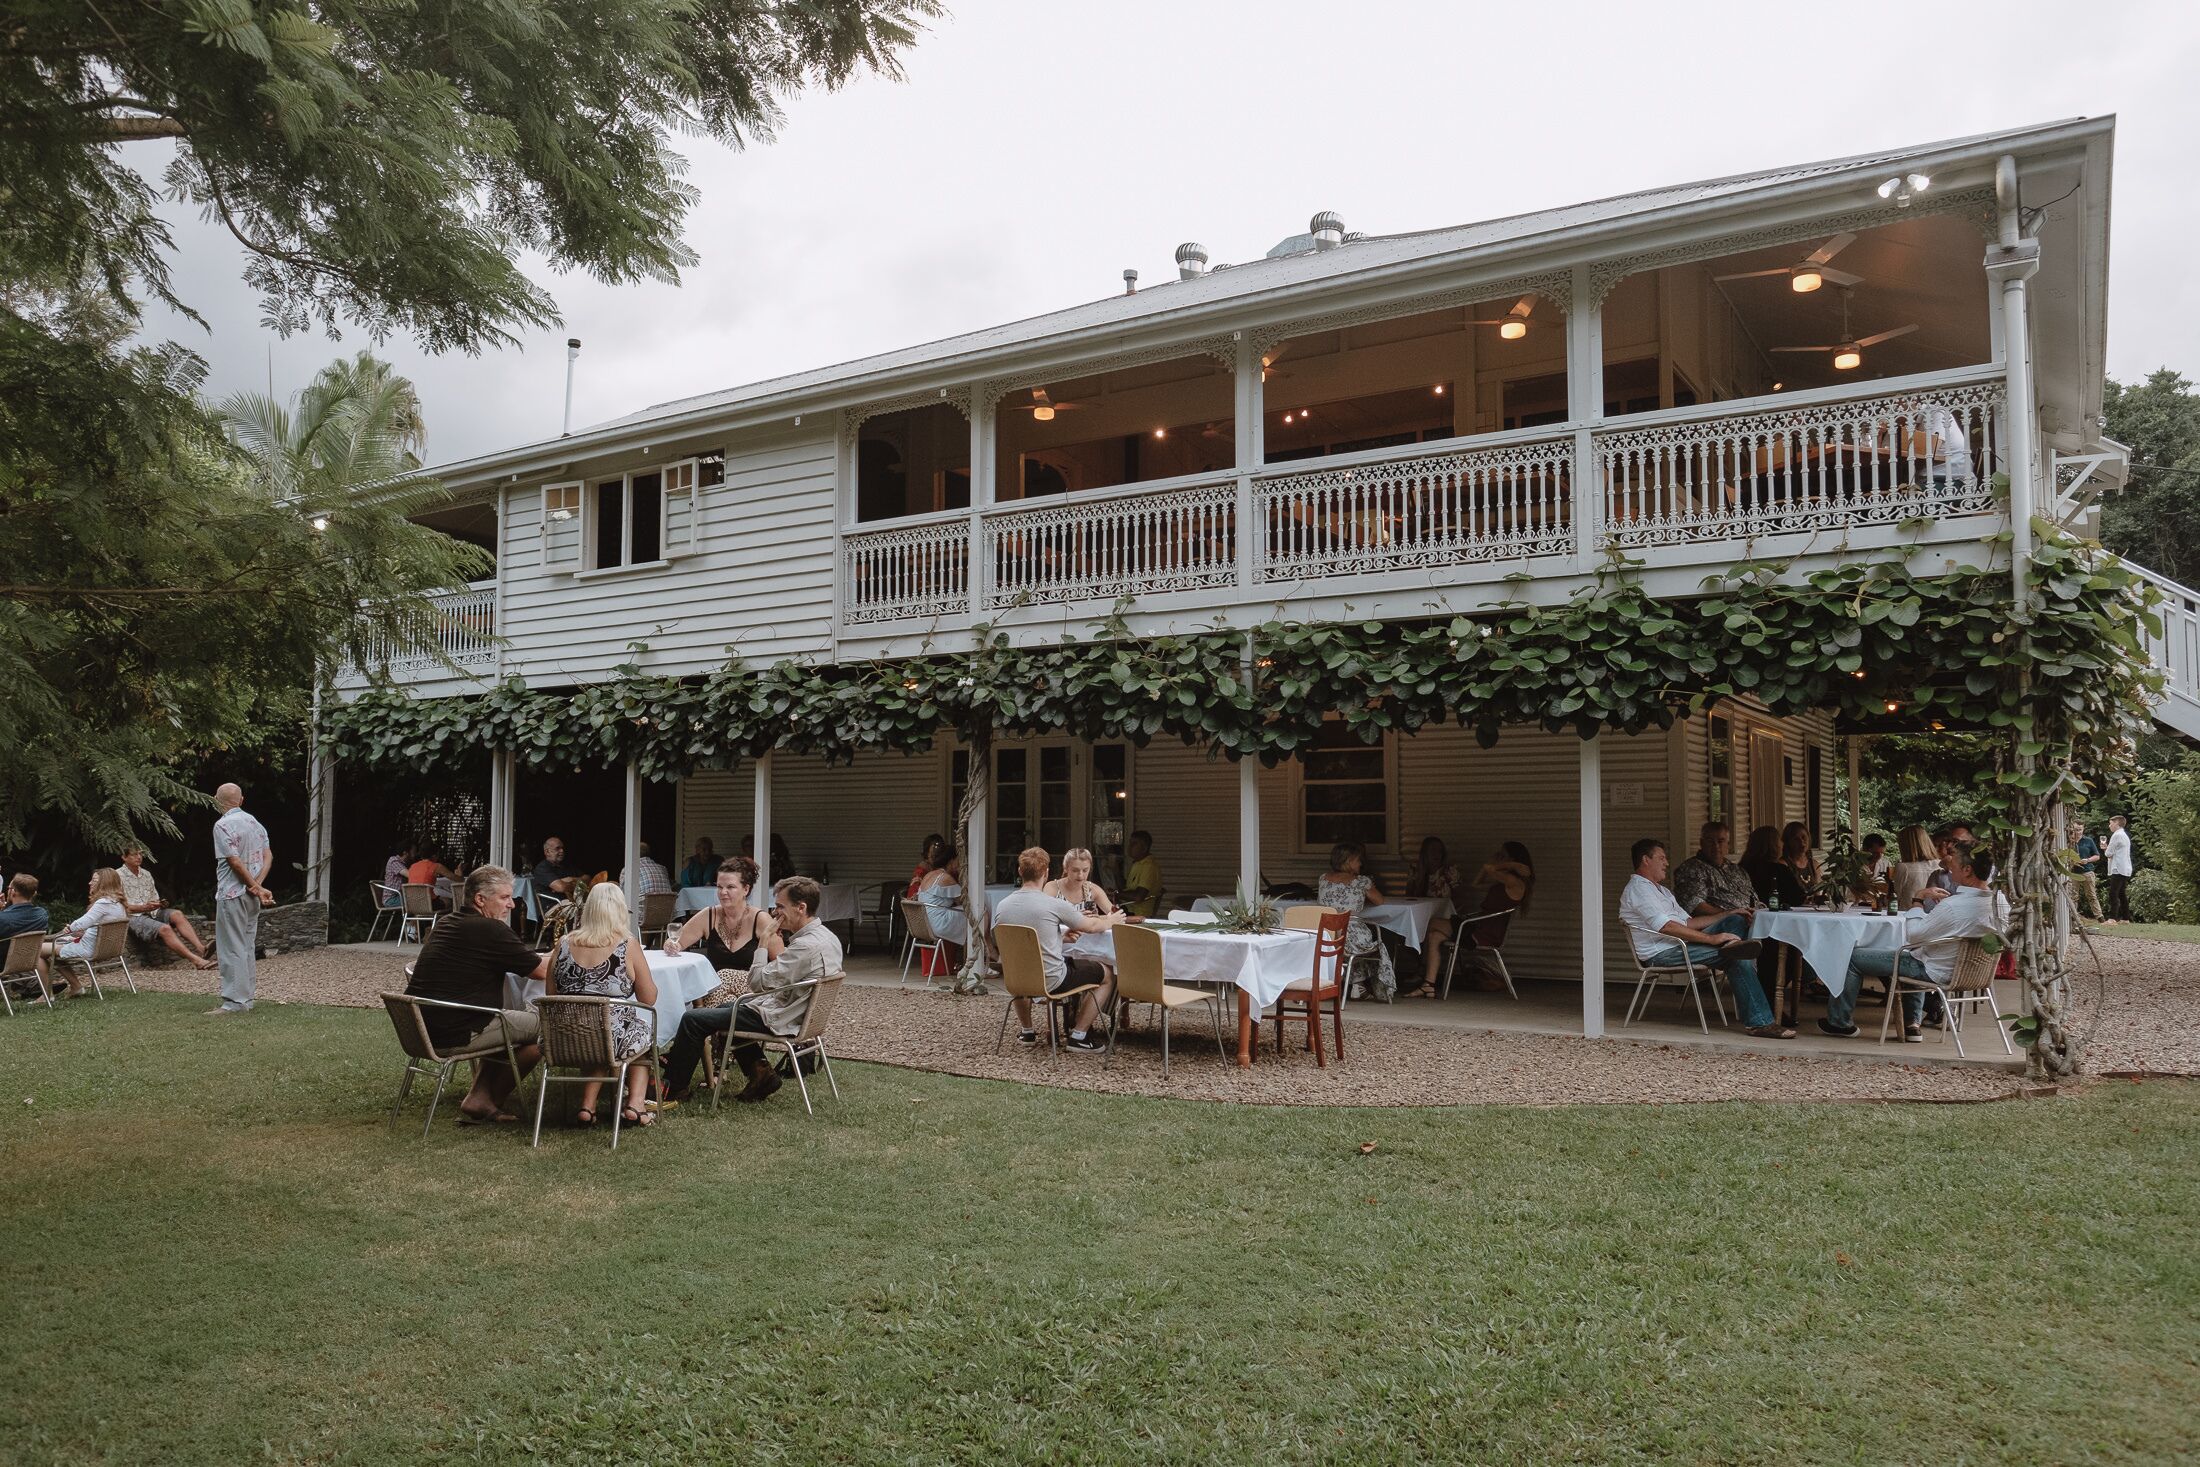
[2100,369,2200,584]
[0,1,934,849]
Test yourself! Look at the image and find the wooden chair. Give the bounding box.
[1878,936,2013,1056]
[1282,903,1357,998]
[637,891,677,945]
[1,930,54,1016]
[992,923,1100,1063]
[531,994,658,1150]
[900,898,944,986]
[366,880,403,943]
[1622,927,1728,1033]
[378,991,530,1138]
[1437,906,1520,999]
[1107,922,1224,1075]
[709,975,845,1115]
[53,919,135,1000]
[399,882,438,944]
[1271,910,1350,1066]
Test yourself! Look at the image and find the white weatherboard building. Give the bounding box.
[327,115,2193,1037]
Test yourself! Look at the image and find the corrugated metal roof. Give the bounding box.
[530,120,2090,451]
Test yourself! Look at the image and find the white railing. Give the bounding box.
[1255,433,1573,583]
[1596,378,2005,548]
[371,585,496,670]
[2127,559,2200,734]
[983,476,1237,609]
[843,516,971,625]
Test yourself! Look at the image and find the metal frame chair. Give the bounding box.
[1437,907,1520,1000]
[532,993,659,1149]
[860,880,903,953]
[1,929,54,1015]
[1271,910,1351,1066]
[1878,935,2014,1056]
[53,919,135,1000]
[993,923,1101,1063]
[367,881,403,943]
[378,991,530,1138]
[1107,922,1225,1075]
[900,898,944,986]
[1622,925,1729,1033]
[709,975,845,1114]
[399,882,438,944]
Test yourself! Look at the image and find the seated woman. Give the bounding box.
[1781,822,1822,903]
[408,849,461,910]
[1045,846,1116,917]
[44,868,130,998]
[906,833,945,900]
[117,846,214,970]
[1887,824,1942,909]
[1404,836,1464,997]
[1458,842,1535,991]
[1740,825,1809,909]
[917,843,969,969]
[547,881,659,1128]
[664,856,770,1006]
[1319,841,1396,1002]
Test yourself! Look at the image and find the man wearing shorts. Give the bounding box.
[993,846,1124,1052]
[403,866,549,1122]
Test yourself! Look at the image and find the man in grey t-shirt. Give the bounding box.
[993,846,1123,1052]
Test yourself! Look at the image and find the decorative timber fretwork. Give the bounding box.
[841,385,974,435]
[980,334,1241,407]
[1581,185,1999,304]
[1249,271,1576,356]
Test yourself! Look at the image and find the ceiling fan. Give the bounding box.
[1002,387,1083,422]
[1715,232,1862,293]
[1469,297,1537,339]
[1769,288,1918,371]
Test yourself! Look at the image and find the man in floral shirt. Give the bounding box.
[1671,822,1758,919]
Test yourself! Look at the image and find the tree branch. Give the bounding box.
[96,114,187,141]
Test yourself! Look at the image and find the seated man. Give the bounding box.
[661,875,843,1105]
[678,838,719,891]
[118,846,215,970]
[532,836,579,902]
[1120,830,1163,918]
[623,841,674,897]
[1619,837,1792,1039]
[1824,843,2009,1042]
[407,848,461,909]
[402,866,550,1123]
[383,843,414,905]
[995,845,1124,1052]
[1670,821,1758,920]
[0,874,51,997]
[1861,834,1891,883]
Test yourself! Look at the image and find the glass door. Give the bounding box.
[992,741,1074,880]
[1088,742,1127,889]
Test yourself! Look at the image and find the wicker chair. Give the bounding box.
[993,924,1100,1063]
[1,929,54,1016]
[1108,922,1224,1075]
[1878,935,2014,1056]
[378,991,529,1138]
[707,974,845,1114]
[53,919,135,1000]
[900,898,944,986]
[1621,926,1728,1033]
[638,891,677,945]
[531,994,659,1149]
[399,882,438,944]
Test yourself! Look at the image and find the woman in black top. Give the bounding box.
[663,855,770,972]
[1740,824,1810,908]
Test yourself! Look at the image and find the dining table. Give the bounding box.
[504,947,722,1049]
[1069,921,1322,1067]
[1358,897,1448,951]
[1747,905,1908,1023]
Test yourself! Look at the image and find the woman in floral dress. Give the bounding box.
[548,882,659,1128]
[1404,836,1464,997]
[1319,841,1396,1002]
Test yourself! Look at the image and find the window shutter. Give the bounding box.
[662,459,699,556]
[541,482,582,570]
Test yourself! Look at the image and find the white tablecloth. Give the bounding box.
[1071,925,1321,1010]
[1748,908,1908,999]
[505,948,722,1048]
[673,885,717,917]
[678,883,860,924]
[982,884,1016,916]
[1359,898,1447,952]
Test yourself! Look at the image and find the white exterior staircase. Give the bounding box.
[2128,559,2200,743]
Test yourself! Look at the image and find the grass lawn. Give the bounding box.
[2089,922,2200,946]
[3,995,2197,1465]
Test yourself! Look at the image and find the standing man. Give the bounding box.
[210,783,273,1015]
[2105,815,2134,923]
[2070,820,2105,924]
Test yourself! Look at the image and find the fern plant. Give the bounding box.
[1208,883,1280,935]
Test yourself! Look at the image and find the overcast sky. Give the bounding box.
[137,0,2200,467]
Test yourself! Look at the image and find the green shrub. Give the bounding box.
[2125,868,2185,925]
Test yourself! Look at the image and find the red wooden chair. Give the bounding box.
[1271,910,1350,1067]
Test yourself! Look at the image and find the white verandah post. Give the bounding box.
[1234,333,1262,588]
[1566,264,1605,572]
[752,752,774,891]
[1579,732,1606,1038]
[622,761,642,930]
[488,749,515,871]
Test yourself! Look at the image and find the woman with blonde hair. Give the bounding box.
[1045,847,1116,916]
[546,881,659,1128]
[1888,824,1941,908]
[44,868,130,998]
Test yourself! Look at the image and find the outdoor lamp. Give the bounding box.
[1499,318,1527,340]
[1790,266,1823,293]
[1032,405,1055,422]
[1833,347,1863,371]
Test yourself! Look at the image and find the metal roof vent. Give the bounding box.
[1175,242,1210,280]
[1310,211,1345,250]
[1342,230,1367,243]
[1123,268,1139,295]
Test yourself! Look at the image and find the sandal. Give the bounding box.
[574,1108,598,1127]
[621,1107,654,1127]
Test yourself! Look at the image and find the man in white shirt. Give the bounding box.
[1827,844,2009,1040]
[1618,838,1791,1039]
[2104,815,2134,923]
[994,845,1123,1052]
[209,783,273,1015]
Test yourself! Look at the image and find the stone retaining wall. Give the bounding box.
[134,901,329,967]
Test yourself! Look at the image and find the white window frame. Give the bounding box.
[539,481,584,570]
[553,457,707,576]
[1292,719,1398,857]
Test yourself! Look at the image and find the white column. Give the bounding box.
[305,747,334,905]
[967,784,990,918]
[621,761,642,923]
[752,752,774,891]
[1238,756,1262,902]
[488,749,516,870]
[1233,335,1263,588]
[1579,732,1606,1039]
[1566,266,1605,571]
[968,388,993,616]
